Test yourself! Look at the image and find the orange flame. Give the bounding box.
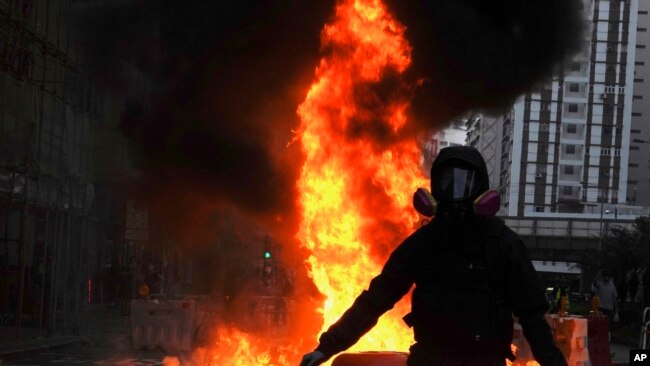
[296,0,426,359]
[176,0,546,365]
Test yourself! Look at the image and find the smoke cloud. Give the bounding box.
[71,0,585,219]
[384,0,586,127]
[71,0,335,218]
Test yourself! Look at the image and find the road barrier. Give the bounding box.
[130,300,196,351]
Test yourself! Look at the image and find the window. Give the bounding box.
[638,27,648,32]
[601,148,611,156]
[618,86,625,94]
[603,126,612,135]
[539,144,548,153]
[540,123,549,132]
[635,78,644,83]
[568,104,579,113]
[633,112,643,117]
[637,44,647,49]
[569,83,580,92]
[605,85,616,93]
[630,163,639,168]
[563,186,573,195]
[535,206,545,212]
[564,165,574,174]
[632,129,642,133]
[631,146,640,151]
[566,145,576,154]
[567,124,577,133]
[586,147,590,154]
[541,102,551,111]
[634,95,644,100]
[614,149,621,156]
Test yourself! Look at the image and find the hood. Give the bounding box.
[429,145,490,200]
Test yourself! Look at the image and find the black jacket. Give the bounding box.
[315,218,566,366]
[315,147,566,366]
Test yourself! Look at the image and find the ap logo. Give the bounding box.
[631,350,650,364]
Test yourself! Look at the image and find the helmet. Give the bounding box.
[413,146,500,218]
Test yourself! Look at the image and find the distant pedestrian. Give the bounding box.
[592,270,619,321]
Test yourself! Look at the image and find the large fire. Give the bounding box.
[165,1,545,365]
[295,0,425,358]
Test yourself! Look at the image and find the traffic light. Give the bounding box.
[263,250,272,286]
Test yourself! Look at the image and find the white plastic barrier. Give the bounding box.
[546,314,590,366]
[513,315,590,366]
[131,300,196,351]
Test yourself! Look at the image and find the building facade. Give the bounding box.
[628,0,650,206]
[502,0,639,218]
[0,0,129,335]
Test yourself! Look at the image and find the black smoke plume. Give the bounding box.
[72,0,585,215]
[384,0,586,126]
[71,0,335,216]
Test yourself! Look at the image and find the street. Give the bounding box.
[6,346,168,366]
[1,306,179,366]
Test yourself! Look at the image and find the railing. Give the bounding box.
[502,216,637,238]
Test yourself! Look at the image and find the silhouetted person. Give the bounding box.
[300,146,567,366]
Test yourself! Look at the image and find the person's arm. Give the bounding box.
[305,228,424,364]
[504,228,568,366]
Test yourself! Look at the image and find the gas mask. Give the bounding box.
[413,164,500,219]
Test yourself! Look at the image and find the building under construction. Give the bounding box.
[0,0,129,336]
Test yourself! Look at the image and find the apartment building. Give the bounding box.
[494,0,640,217]
[628,1,650,206]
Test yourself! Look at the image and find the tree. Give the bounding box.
[591,217,650,305]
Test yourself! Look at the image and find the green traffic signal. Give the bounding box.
[264,251,271,259]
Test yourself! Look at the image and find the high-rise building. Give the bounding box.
[628,1,650,206]
[488,0,640,217]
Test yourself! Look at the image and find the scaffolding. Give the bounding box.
[0,0,120,337]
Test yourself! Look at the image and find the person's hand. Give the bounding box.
[299,350,325,366]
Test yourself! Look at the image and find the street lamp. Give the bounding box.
[599,205,615,250]
[581,181,613,250]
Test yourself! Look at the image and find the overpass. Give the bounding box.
[504,216,637,262]
[503,216,639,291]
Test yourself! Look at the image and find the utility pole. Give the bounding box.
[599,202,604,251]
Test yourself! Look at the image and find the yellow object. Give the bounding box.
[558,295,569,317]
[590,295,602,316]
[554,287,570,316]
